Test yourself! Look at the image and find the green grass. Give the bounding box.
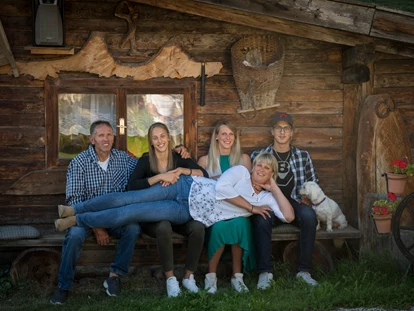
[1,253,413,311]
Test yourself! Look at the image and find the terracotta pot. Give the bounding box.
[386,172,408,195]
[372,213,393,234]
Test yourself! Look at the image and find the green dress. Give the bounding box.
[206,155,256,271]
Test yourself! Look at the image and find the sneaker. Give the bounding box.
[55,216,77,232]
[103,276,121,296]
[166,276,181,297]
[182,274,199,293]
[231,273,249,293]
[257,272,273,290]
[58,204,75,218]
[296,271,318,286]
[50,288,68,304]
[204,272,217,294]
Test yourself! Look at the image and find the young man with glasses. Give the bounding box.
[250,112,319,288]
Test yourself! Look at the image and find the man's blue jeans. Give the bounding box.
[58,223,140,290]
[75,176,194,229]
[252,199,317,273]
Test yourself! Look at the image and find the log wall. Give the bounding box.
[373,52,414,160]
[0,0,413,265]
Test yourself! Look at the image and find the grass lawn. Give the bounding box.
[0,253,413,311]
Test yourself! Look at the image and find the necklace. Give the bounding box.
[273,149,291,180]
[274,149,290,162]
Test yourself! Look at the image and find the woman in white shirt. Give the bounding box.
[55,152,294,291]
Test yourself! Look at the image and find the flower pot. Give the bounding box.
[386,172,407,195]
[372,213,393,234]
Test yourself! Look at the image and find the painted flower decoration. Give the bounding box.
[372,192,399,215]
[392,158,414,177]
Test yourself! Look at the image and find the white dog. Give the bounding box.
[299,181,348,232]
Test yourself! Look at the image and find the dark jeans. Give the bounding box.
[142,219,205,273]
[252,199,317,273]
[58,224,140,290]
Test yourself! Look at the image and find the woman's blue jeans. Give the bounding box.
[75,176,194,229]
[252,199,317,273]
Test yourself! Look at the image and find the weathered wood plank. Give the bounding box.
[374,73,414,88]
[197,101,343,115]
[342,84,360,227]
[130,0,414,57]
[283,62,342,76]
[6,169,66,196]
[203,75,343,91]
[0,148,44,160]
[203,89,344,105]
[195,0,375,35]
[2,114,44,126]
[374,88,414,104]
[371,10,414,44]
[374,58,414,74]
[0,75,44,87]
[0,87,43,101]
[197,114,343,128]
[0,101,44,114]
[0,127,45,148]
[198,127,343,148]
[0,161,46,180]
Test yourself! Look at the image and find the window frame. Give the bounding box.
[45,78,197,168]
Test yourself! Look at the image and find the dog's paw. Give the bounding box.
[326,228,333,232]
[338,223,348,230]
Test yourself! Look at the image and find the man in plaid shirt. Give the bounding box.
[50,120,140,304]
[251,112,319,289]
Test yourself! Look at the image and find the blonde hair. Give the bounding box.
[206,120,244,173]
[147,122,174,173]
[253,152,278,182]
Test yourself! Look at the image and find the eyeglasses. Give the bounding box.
[273,126,292,133]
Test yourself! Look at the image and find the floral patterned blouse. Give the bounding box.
[188,165,288,227]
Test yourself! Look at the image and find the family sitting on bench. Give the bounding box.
[51,112,320,304]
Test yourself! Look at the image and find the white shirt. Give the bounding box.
[188,165,287,227]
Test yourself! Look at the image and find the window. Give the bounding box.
[45,78,197,168]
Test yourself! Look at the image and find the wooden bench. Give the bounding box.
[0,224,360,285]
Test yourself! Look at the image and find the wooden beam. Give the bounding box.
[371,10,414,44]
[196,0,375,35]
[342,45,375,84]
[129,0,414,57]
[0,19,18,77]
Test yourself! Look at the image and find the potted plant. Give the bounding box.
[386,158,414,194]
[372,192,399,234]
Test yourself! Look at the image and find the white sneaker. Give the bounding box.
[166,276,181,297]
[204,272,217,294]
[231,273,249,293]
[182,274,199,293]
[257,272,273,290]
[296,271,318,286]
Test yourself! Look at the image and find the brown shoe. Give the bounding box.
[58,205,75,218]
[55,216,77,232]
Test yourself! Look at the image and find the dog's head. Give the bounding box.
[299,181,324,202]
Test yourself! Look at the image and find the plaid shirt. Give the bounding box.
[251,144,319,202]
[66,145,138,205]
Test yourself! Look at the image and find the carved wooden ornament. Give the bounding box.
[0,32,222,80]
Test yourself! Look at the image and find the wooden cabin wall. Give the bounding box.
[0,0,347,234]
[373,52,414,162]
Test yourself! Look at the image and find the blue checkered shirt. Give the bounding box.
[251,144,319,202]
[66,145,138,205]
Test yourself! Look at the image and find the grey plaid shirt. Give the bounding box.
[251,144,319,202]
[66,145,138,205]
